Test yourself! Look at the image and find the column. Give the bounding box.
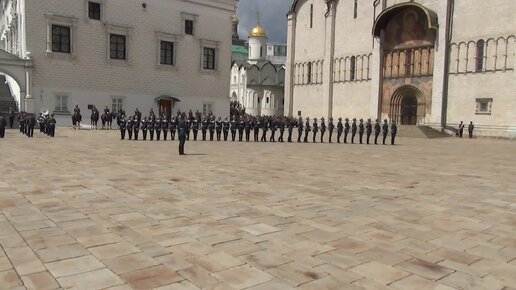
[284,13,296,116]
[322,2,337,119]
[24,57,35,114]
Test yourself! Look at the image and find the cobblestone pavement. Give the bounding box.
[0,128,515,290]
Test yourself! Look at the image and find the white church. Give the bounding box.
[229,16,285,117]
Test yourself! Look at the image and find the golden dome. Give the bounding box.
[231,15,239,25]
[249,25,267,38]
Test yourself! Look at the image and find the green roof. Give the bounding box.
[232,45,248,54]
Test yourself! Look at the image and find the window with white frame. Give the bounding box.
[105,23,132,62]
[203,47,216,70]
[112,97,123,113]
[155,32,179,68]
[476,98,492,115]
[160,41,174,65]
[200,39,219,71]
[45,13,78,57]
[181,13,197,36]
[55,95,69,112]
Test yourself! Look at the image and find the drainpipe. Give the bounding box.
[441,0,454,131]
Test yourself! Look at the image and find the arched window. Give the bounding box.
[307,62,312,84]
[266,96,269,104]
[350,56,356,81]
[310,4,314,28]
[354,0,358,19]
[476,39,485,72]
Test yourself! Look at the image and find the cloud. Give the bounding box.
[236,0,291,43]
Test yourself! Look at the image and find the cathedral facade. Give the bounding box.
[285,0,515,137]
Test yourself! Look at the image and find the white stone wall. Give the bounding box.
[18,0,235,119]
[286,0,516,137]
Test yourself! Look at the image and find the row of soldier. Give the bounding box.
[117,112,399,145]
[15,112,57,138]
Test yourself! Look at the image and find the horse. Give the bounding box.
[91,109,99,130]
[101,112,113,129]
[72,111,82,129]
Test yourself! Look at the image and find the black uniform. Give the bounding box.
[382,121,389,145]
[185,120,191,141]
[245,119,251,141]
[351,120,357,144]
[48,117,56,137]
[253,120,260,142]
[230,119,237,141]
[366,120,372,144]
[170,118,177,140]
[337,120,343,143]
[178,119,186,155]
[216,119,222,141]
[312,120,319,143]
[223,119,230,141]
[8,109,15,128]
[344,120,350,143]
[201,119,208,141]
[149,119,155,141]
[269,120,277,142]
[133,119,140,140]
[304,120,311,143]
[297,118,303,143]
[468,122,474,138]
[278,120,285,142]
[119,118,127,140]
[127,119,133,140]
[155,119,161,141]
[328,120,334,143]
[238,119,245,142]
[162,119,169,141]
[320,120,326,143]
[141,120,148,140]
[261,120,268,142]
[0,117,6,138]
[374,121,381,145]
[391,123,398,145]
[209,118,215,141]
[287,120,293,143]
[358,120,364,144]
[192,119,199,141]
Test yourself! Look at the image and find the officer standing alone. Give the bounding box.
[178,113,187,155]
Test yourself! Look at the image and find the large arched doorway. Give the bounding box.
[390,85,425,125]
[0,50,33,113]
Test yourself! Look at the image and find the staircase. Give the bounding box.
[397,125,450,138]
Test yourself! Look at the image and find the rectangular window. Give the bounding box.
[112,98,123,113]
[476,40,485,73]
[475,98,492,115]
[185,20,194,35]
[88,1,101,20]
[405,50,412,77]
[160,41,174,65]
[203,47,216,70]
[354,0,358,19]
[274,46,287,56]
[55,95,68,112]
[52,25,71,53]
[202,103,213,116]
[110,34,126,60]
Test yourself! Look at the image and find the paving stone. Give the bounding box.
[190,252,244,272]
[88,241,140,260]
[349,261,410,285]
[76,232,123,248]
[21,271,60,290]
[119,265,184,290]
[153,280,201,290]
[178,265,222,289]
[4,246,46,275]
[36,243,89,263]
[266,262,327,287]
[46,255,105,278]
[0,269,23,289]
[394,258,455,281]
[242,250,293,270]
[57,268,124,290]
[103,253,160,274]
[390,275,455,290]
[246,278,296,290]
[214,264,273,289]
[240,223,281,236]
[439,271,505,290]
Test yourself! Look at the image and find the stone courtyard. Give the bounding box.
[0,128,515,290]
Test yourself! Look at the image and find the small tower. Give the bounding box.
[248,12,268,64]
[231,14,239,40]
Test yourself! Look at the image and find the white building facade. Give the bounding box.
[230,21,285,116]
[0,0,236,123]
[285,0,516,138]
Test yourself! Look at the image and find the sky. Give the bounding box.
[236,0,292,43]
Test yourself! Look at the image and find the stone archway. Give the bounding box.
[390,85,425,125]
[0,49,33,113]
